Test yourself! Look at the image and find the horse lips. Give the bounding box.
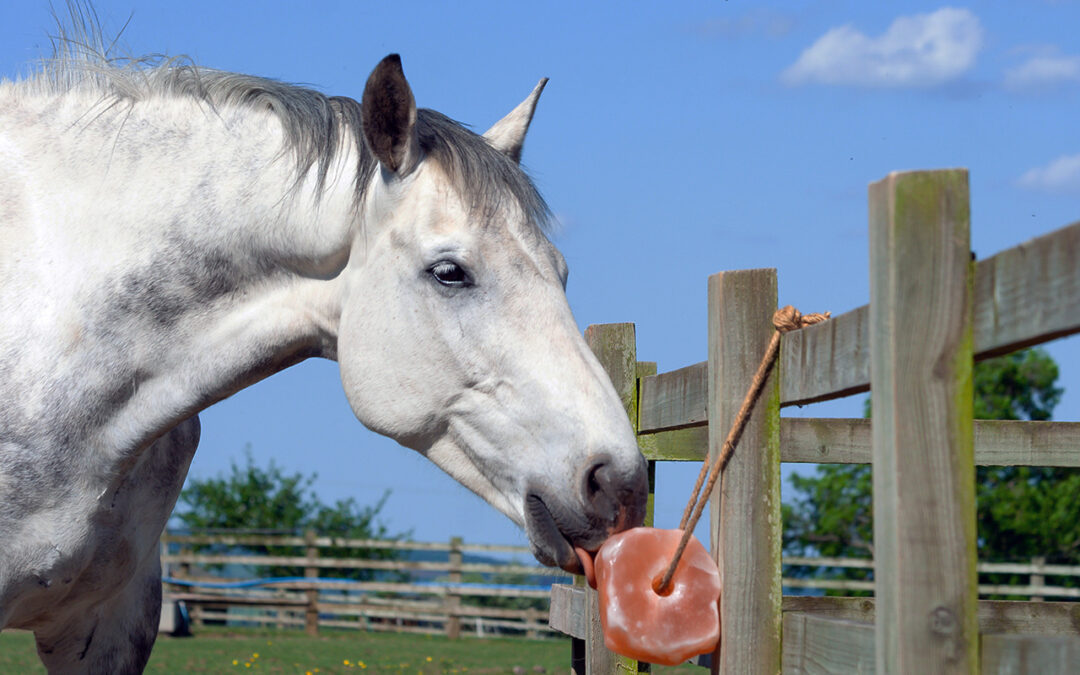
[578,528,721,666]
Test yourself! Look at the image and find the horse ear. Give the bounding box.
[362,54,420,174]
[482,78,548,164]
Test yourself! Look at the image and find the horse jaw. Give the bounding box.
[482,78,548,164]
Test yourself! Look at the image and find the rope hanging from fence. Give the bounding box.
[655,305,830,595]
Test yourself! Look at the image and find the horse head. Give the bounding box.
[337,55,648,572]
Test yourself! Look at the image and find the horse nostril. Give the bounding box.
[581,455,619,525]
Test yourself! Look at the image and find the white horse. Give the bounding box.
[0,32,647,674]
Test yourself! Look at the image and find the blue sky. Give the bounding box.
[3,3,1078,549]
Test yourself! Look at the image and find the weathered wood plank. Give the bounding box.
[583,323,644,674]
[782,596,877,623]
[638,362,708,432]
[982,634,1080,674]
[780,418,872,464]
[971,420,1080,466]
[782,613,875,674]
[782,596,1080,635]
[708,268,782,675]
[638,426,708,461]
[869,169,978,673]
[780,614,1080,674]
[977,600,1080,635]
[974,219,1080,358]
[780,305,871,407]
[585,323,638,416]
[636,362,659,526]
[638,221,1080,421]
[780,418,1080,466]
[548,584,587,639]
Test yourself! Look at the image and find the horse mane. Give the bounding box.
[11,4,551,229]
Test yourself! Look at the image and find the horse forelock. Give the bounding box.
[415,110,553,235]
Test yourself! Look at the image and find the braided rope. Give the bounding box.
[655,306,830,595]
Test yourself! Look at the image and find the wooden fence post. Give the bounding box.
[304,529,319,637]
[707,269,782,675]
[582,323,647,674]
[447,536,463,639]
[869,169,977,673]
[1031,556,1046,602]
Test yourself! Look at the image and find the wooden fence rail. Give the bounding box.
[552,169,1080,674]
[160,533,1077,645]
[161,531,563,639]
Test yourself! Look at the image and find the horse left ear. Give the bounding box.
[482,78,548,164]
[362,54,420,174]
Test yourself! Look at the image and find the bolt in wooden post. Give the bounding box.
[304,529,319,637]
[447,536,463,639]
[869,169,976,673]
[707,269,782,675]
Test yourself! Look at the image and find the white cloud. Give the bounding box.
[782,8,982,88]
[1004,52,1080,90]
[1017,154,1080,193]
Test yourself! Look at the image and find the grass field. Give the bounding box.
[0,627,702,674]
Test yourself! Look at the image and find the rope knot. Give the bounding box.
[773,305,831,333]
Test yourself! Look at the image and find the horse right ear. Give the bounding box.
[362,54,420,175]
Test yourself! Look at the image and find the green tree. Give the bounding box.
[783,348,1072,594]
[174,448,406,580]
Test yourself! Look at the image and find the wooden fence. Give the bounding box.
[548,169,1080,673]
[161,531,563,639]
[158,529,1071,643]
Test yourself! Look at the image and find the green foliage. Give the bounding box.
[177,448,316,534]
[974,348,1062,420]
[175,448,406,580]
[784,348,1076,595]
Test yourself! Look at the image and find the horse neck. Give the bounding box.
[13,91,361,447]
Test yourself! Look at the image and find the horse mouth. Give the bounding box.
[522,457,648,575]
[523,492,608,576]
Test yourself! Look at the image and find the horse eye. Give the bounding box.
[429,261,472,288]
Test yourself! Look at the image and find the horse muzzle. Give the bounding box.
[524,452,649,574]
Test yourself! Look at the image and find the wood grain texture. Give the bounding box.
[638,362,708,432]
[638,426,708,461]
[869,169,978,674]
[781,613,875,674]
[974,220,1080,358]
[636,221,1079,424]
[582,323,643,674]
[780,611,1080,674]
[584,323,638,416]
[780,305,871,407]
[982,634,1080,675]
[780,418,1080,466]
[548,584,587,639]
[780,219,1080,406]
[780,418,873,464]
[782,596,1080,636]
[708,269,782,675]
[637,362,659,528]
